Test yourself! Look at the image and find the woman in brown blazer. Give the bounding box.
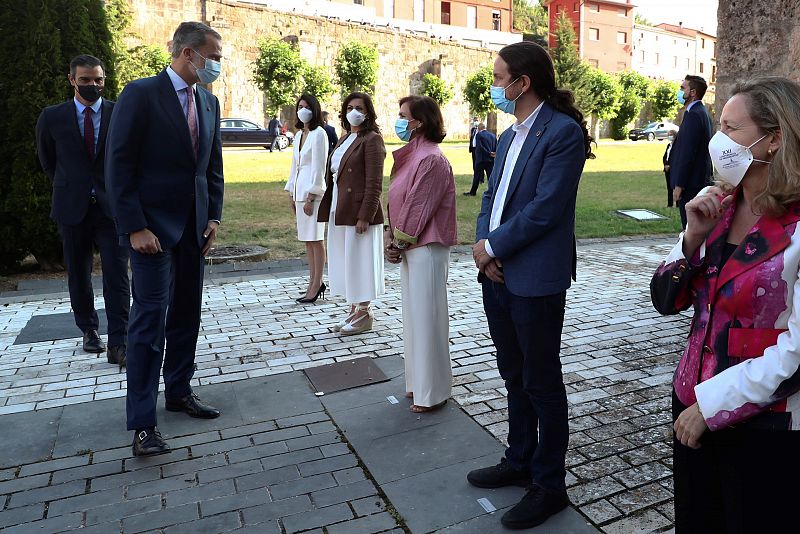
[318,92,387,335]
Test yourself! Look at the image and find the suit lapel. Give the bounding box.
[502,104,552,211]
[195,87,214,162]
[156,70,195,161]
[94,99,113,161]
[62,101,89,158]
[489,130,513,203]
[337,133,365,174]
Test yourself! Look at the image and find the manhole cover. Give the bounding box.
[206,245,270,262]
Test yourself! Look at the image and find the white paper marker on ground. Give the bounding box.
[477,497,496,513]
[387,395,399,404]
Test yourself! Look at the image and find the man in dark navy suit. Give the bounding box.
[106,22,224,457]
[322,111,338,151]
[670,75,713,228]
[464,123,497,196]
[36,55,130,365]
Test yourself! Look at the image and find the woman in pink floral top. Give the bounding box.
[651,77,800,532]
[385,96,457,413]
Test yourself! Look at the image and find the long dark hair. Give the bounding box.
[340,92,381,135]
[295,93,322,131]
[498,42,594,159]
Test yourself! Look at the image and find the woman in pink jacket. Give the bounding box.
[385,95,457,413]
[651,77,800,533]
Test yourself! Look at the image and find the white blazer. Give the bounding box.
[284,126,329,201]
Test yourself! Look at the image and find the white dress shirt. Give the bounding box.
[166,66,196,117]
[485,102,544,257]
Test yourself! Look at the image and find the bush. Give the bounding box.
[334,41,378,94]
[650,80,681,121]
[253,38,305,116]
[463,65,494,119]
[585,68,622,121]
[610,71,654,140]
[301,64,335,103]
[420,74,454,106]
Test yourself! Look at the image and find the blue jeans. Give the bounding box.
[482,282,568,491]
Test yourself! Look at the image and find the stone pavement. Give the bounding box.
[0,236,689,533]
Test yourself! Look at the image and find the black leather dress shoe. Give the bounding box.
[132,427,170,457]
[82,330,106,353]
[467,458,531,489]
[501,484,570,529]
[165,393,220,419]
[107,345,126,367]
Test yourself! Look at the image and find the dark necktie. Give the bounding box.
[184,87,199,159]
[83,107,94,159]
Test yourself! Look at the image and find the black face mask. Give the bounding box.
[76,84,103,102]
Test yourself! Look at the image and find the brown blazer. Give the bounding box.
[318,129,385,226]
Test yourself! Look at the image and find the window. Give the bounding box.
[467,6,477,29]
[589,27,599,41]
[639,50,645,62]
[618,7,627,17]
[492,11,501,31]
[573,2,579,11]
[640,32,644,39]
[441,1,450,24]
[655,53,659,65]
[617,31,627,44]
[354,0,364,4]
[617,61,627,70]
[701,37,706,49]
[384,0,394,18]
[673,56,677,68]
[588,59,599,68]
[712,65,717,83]
[699,62,704,73]
[589,3,599,12]
[414,0,424,22]
[685,58,690,69]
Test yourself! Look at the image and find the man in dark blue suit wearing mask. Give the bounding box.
[36,55,130,365]
[107,21,225,456]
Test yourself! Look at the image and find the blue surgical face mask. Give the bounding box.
[677,89,686,105]
[394,118,415,142]
[190,49,222,84]
[490,77,522,114]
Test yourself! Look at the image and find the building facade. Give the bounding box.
[250,0,518,50]
[544,0,634,73]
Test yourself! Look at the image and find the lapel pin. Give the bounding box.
[536,131,542,137]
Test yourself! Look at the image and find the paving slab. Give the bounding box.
[14,310,107,345]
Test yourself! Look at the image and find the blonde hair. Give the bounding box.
[731,77,800,216]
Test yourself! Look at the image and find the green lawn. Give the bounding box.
[218,140,681,259]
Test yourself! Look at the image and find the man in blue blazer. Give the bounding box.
[36,55,130,365]
[106,22,225,457]
[464,122,497,196]
[466,42,591,529]
[670,75,713,228]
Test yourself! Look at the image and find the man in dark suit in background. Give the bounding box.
[670,75,713,228]
[107,21,224,457]
[322,111,338,152]
[468,117,478,165]
[464,123,497,196]
[36,55,130,365]
[662,129,677,208]
[268,114,283,152]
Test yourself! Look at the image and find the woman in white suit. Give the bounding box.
[284,94,329,302]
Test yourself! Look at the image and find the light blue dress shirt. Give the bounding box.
[73,96,102,151]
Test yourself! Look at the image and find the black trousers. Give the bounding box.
[483,283,569,491]
[672,391,800,533]
[469,160,493,195]
[59,202,130,347]
[664,170,673,207]
[126,219,205,430]
[678,189,700,229]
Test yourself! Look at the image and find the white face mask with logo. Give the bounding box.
[708,131,771,187]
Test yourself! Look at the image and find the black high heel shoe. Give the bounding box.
[297,283,326,304]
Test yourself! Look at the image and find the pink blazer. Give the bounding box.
[652,195,800,431]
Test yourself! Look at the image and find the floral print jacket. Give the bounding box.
[651,197,800,431]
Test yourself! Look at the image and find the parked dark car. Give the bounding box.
[628,121,679,141]
[220,118,292,150]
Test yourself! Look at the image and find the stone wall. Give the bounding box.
[714,0,800,120]
[126,0,515,138]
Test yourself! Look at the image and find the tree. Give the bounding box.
[300,64,334,102]
[463,65,494,119]
[552,11,597,115]
[420,74,454,106]
[609,71,654,139]
[253,38,305,115]
[106,0,169,87]
[585,68,622,121]
[334,41,378,94]
[634,13,654,26]
[0,0,117,272]
[651,80,682,121]
[512,0,548,40]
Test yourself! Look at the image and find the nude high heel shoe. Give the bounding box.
[339,305,374,336]
[333,304,357,332]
